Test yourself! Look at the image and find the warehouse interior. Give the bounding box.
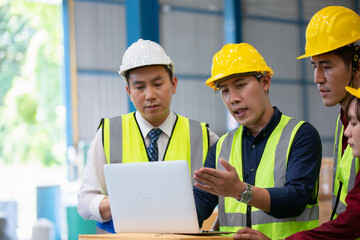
[1,0,359,239]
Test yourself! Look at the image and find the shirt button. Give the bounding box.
[250,168,255,172]
[252,144,255,149]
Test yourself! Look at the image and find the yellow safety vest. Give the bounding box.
[215,115,319,239]
[332,114,360,219]
[100,112,210,182]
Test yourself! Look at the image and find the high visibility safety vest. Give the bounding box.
[97,112,210,233]
[215,115,319,239]
[101,112,210,179]
[332,115,360,219]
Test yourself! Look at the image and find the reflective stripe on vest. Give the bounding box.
[102,112,209,184]
[216,115,319,239]
[332,114,360,216]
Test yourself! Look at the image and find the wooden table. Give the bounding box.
[79,233,232,240]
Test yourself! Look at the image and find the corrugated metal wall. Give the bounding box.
[73,0,128,140]
[66,0,359,157]
[160,0,227,137]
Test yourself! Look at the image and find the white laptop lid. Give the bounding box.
[104,160,200,233]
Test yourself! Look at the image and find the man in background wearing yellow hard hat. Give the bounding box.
[193,42,322,239]
[77,39,219,234]
[233,90,360,240]
[231,6,360,240]
[297,6,360,224]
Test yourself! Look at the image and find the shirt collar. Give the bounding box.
[135,111,176,138]
[243,106,282,140]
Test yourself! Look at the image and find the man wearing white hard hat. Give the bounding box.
[77,39,218,233]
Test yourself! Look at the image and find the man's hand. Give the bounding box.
[194,158,245,199]
[99,196,112,220]
[232,227,272,240]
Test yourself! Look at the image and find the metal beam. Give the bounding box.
[125,0,159,112]
[298,0,309,122]
[224,0,242,44]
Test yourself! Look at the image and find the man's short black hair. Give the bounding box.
[331,45,356,69]
[124,65,173,86]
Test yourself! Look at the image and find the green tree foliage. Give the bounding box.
[0,3,34,105]
[0,1,65,166]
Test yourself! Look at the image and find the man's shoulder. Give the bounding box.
[176,114,209,126]
[291,121,322,150]
[279,112,319,135]
[295,121,320,135]
[104,112,135,121]
[97,113,136,130]
[277,113,321,143]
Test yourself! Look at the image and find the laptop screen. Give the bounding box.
[104,160,200,233]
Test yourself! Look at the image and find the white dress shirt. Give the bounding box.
[77,111,218,222]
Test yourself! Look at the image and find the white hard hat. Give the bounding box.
[119,39,175,80]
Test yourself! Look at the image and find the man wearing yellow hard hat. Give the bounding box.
[77,39,219,233]
[298,6,360,223]
[232,6,360,240]
[193,42,322,239]
[233,87,360,240]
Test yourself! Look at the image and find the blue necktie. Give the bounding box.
[147,128,162,162]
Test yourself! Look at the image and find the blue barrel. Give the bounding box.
[37,185,61,240]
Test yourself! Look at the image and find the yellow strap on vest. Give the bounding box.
[332,114,360,217]
[122,113,147,163]
[201,122,209,164]
[164,115,191,168]
[103,118,110,164]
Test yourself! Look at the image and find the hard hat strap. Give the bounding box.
[254,72,266,81]
[352,44,360,77]
[338,45,359,103]
[340,79,354,104]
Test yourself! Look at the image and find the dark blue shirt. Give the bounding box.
[194,107,322,227]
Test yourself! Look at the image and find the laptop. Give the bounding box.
[104,160,200,234]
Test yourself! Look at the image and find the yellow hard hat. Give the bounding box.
[346,86,360,99]
[298,6,360,59]
[205,43,273,90]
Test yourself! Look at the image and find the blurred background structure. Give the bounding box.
[0,0,359,239]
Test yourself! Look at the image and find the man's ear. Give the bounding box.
[171,76,178,94]
[126,85,133,102]
[262,74,271,92]
[355,59,360,78]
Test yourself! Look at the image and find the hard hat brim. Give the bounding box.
[346,86,360,99]
[206,71,273,90]
[297,53,310,59]
[120,63,175,79]
[297,37,360,59]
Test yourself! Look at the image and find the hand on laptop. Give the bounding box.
[99,196,112,220]
[194,158,246,199]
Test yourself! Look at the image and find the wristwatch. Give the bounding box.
[237,183,253,203]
